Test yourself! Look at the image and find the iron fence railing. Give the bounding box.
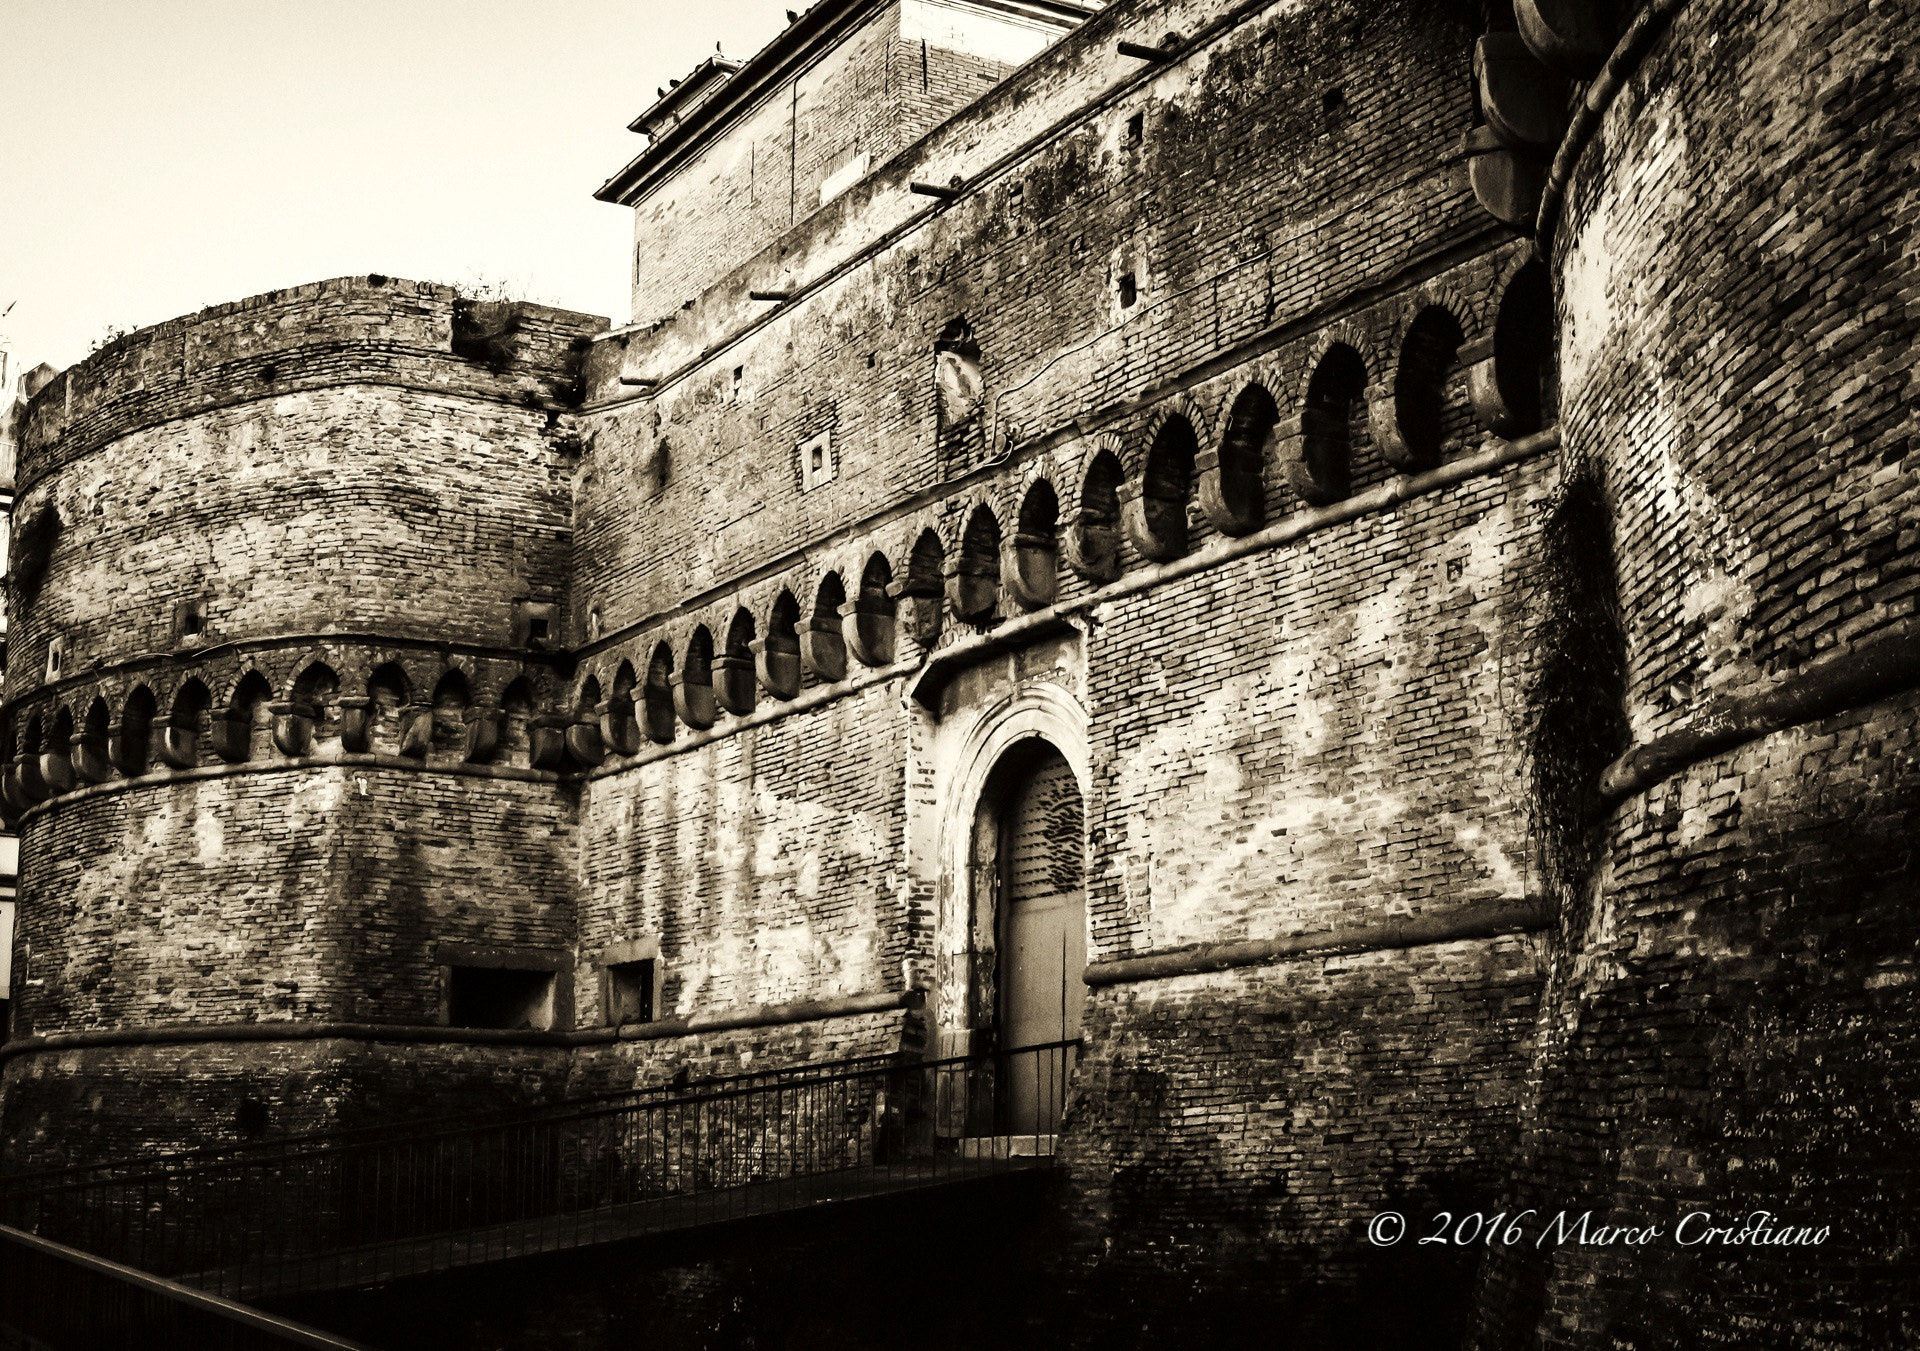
[0,1223,370,1351]
[0,1041,1079,1305]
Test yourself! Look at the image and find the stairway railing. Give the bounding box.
[0,1223,370,1351]
[0,1040,1079,1303]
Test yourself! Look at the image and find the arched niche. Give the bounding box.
[1284,344,1366,505]
[1382,306,1468,470]
[755,590,803,700]
[1123,416,1199,561]
[1004,480,1060,611]
[1201,385,1274,535]
[1468,259,1557,437]
[603,660,643,756]
[1067,450,1125,583]
[161,679,212,770]
[893,530,947,650]
[950,506,1003,623]
[643,643,676,745]
[110,686,157,777]
[674,627,718,730]
[717,609,758,716]
[804,573,849,684]
[844,553,897,667]
[74,698,112,785]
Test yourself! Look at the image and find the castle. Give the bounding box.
[2,0,1915,1345]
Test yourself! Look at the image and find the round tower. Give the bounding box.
[1476,1,1920,1344]
[0,276,607,1167]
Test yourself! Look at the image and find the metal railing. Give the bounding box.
[0,1041,1079,1304]
[0,1223,370,1351]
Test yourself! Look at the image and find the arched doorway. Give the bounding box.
[986,739,1085,1137]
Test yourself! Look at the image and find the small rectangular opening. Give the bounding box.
[1118,272,1138,308]
[448,967,555,1031]
[606,959,656,1026]
[1125,112,1144,144]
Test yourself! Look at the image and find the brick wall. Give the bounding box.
[1470,1,1920,1345]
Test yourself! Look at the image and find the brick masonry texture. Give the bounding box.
[2,0,1915,1345]
[1469,1,1920,1346]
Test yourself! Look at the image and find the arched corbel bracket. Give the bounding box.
[1276,412,1351,507]
[1000,531,1058,611]
[463,704,502,763]
[1064,510,1123,583]
[1368,391,1434,473]
[208,710,250,764]
[528,714,571,770]
[396,705,433,759]
[799,614,847,684]
[1516,0,1619,79]
[714,654,758,716]
[336,697,373,754]
[840,596,897,668]
[1195,448,1264,536]
[566,716,607,767]
[269,702,317,758]
[887,577,945,651]
[154,718,199,771]
[1461,333,1533,437]
[671,674,718,731]
[1118,480,1185,563]
[1475,33,1570,154]
[598,699,641,757]
[750,637,802,701]
[70,731,112,786]
[106,719,148,777]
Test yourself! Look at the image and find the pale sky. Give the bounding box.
[0,1,798,375]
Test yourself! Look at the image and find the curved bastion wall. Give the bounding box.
[0,277,607,1162]
[1472,1,1920,1346]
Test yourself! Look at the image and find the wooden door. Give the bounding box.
[998,745,1084,1138]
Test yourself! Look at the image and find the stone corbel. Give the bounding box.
[1516,0,1619,79]
[999,531,1058,611]
[208,710,249,764]
[565,716,607,768]
[0,766,30,818]
[1195,447,1264,537]
[887,577,945,650]
[1462,126,1548,229]
[37,745,75,797]
[70,730,112,785]
[799,614,847,684]
[840,597,896,668]
[751,636,802,700]
[945,558,1000,625]
[395,705,433,759]
[1462,334,1531,437]
[462,705,501,764]
[154,717,199,771]
[1475,33,1570,154]
[336,697,373,754]
[1119,478,1186,562]
[671,674,717,731]
[714,653,758,716]
[528,714,570,770]
[1064,510,1122,584]
[1369,390,1434,473]
[1276,411,1351,507]
[107,718,148,777]
[598,698,641,757]
[269,701,317,758]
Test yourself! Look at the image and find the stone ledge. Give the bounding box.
[1084,897,1551,986]
[1598,622,1920,806]
[0,990,923,1066]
